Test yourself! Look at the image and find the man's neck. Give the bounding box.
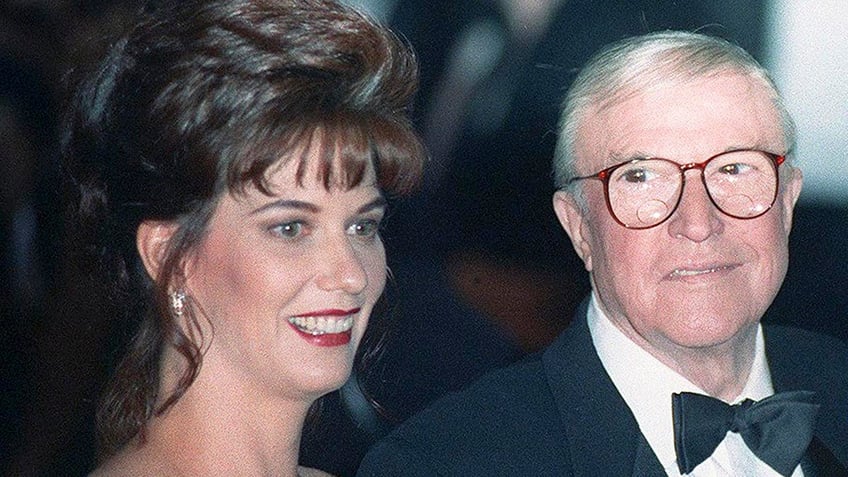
[622,323,758,401]
[661,337,757,401]
[589,296,777,474]
[593,294,760,401]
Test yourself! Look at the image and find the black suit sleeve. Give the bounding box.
[356,438,441,476]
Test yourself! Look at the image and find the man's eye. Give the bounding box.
[348,219,380,238]
[270,221,304,238]
[719,163,753,175]
[620,168,653,183]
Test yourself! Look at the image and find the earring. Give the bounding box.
[170,290,186,318]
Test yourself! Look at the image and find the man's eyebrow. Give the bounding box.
[607,150,652,165]
[250,196,387,215]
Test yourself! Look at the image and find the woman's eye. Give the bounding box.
[348,219,380,238]
[270,221,305,238]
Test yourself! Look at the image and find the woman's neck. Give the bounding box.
[126,345,318,476]
[144,375,312,476]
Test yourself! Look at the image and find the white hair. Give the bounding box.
[553,30,796,195]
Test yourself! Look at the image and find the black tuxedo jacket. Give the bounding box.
[357,303,848,476]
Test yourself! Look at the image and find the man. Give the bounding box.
[357,31,848,476]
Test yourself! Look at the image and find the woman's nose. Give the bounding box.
[315,238,368,294]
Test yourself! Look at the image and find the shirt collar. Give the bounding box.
[587,292,775,471]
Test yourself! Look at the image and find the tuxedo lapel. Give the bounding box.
[633,432,668,477]
[802,436,848,477]
[542,303,666,476]
[764,326,848,470]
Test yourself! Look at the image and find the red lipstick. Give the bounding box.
[287,308,360,347]
[296,308,360,317]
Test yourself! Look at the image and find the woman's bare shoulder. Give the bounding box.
[89,444,334,476]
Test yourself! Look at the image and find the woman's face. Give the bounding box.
[183,150,387,401]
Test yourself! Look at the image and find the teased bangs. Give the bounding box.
[230,112,425,197]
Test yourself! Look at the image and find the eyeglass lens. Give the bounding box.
[607,150,778,228]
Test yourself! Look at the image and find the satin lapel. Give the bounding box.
[633,433,668,477]
[765,326,848,469]
[542,303,665,476]
[802,436,848,477]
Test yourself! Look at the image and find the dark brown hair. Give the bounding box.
[63,0,424,457]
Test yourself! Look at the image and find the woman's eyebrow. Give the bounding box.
[250,199,320,215]
[250,195,387,215]
[359,196,388,213]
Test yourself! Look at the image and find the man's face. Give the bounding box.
[554,73,802,361]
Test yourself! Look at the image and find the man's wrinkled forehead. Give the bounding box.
[581,70,786,134]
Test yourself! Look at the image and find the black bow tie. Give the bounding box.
[672,390,819,476]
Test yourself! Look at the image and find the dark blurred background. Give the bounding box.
[2,1,845,475]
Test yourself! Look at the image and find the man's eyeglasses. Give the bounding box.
[565,149,786,229]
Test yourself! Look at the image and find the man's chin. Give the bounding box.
[662,320,760,352]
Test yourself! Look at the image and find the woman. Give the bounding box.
[63,0,424,474]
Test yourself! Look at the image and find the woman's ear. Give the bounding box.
[136,220,180,281]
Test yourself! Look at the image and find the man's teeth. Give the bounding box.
[670,265,732,277]
[288,315,353,335]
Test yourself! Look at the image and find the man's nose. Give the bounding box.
[666,169,724,241]
[315,238,368,295]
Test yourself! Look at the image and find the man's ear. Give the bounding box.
[137,220,180,281]
[780,165,803,235]
[553,190,593,271]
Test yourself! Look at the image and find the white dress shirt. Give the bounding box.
[587,293,804,477]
